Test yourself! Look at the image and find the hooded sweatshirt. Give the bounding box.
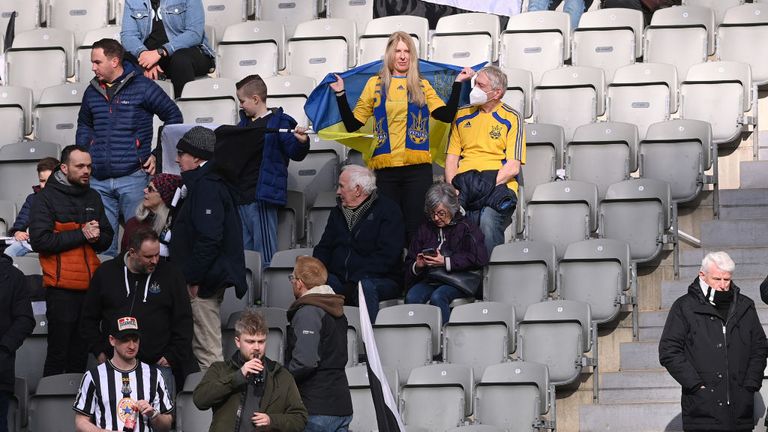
[285,285,353,416]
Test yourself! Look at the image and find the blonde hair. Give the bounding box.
[135,200,170,236]
[380,31,425,107]
[294,256,328,290]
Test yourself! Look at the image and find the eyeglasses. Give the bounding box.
[176,150,187,156]
[146,184,158,193]
[288,274,297,282]
[430,209,449,219]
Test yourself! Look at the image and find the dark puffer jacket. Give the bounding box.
[659,279,768,431]
[76,61,183,180]
[0,253,35,394]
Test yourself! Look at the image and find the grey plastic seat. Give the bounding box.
[639,119,714,203]
[0,86,34,147]
[474,361,553,432]
[6,28,75,103]
[222,308,287,364]
[75,26,122,82]
[244,249,263,302]
[374,304,442,386]
[0,1,41,34]
[522,123,565,203]
[572,8,644,82]
[0,200,15,236]
[219,251,260,327]
[178,78,240,125]
[644,6,714,79]
[344,305,362,366]
[287,149,339,209]
[558,239,632,324]
[400,363,474,431]
[607,63,679,139]
[28,373,82,432]
[201,0,246,44]
[259,0,318,39]
[485,241,556,323]
[15,314,48,394]
[277,207,297,251]
[47,0,109,47]
[33,83,88,147]
[261,248,313,308]
[359,15,429,63]
[566,122,639,199]
[284,189,306,246]
[517,300,593,386]
[687,0,743,25]
[533,66,606,142]
[680,60,752,145]
[500,11,571,85]
[307,191,337,247]
[717,4,768,86]
[524,180,599,259]
[327,0,373,34]
[599,178,672,263]
[262,75,315,127]
[501,67,533,119]
[286,18,357,83]
[443,302,516,380]
[217,20,284,79]
[0,141,60,209]
[176,371,211,432]
[430,13,499,65]
[346,364,400,432]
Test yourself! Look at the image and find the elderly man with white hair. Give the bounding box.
[313,165,405,322]
[659,251,768,432]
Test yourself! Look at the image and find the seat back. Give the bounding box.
[6,28,75,102]
[475,361,550,432]
[0,200,16,236]
[501,67,533,119]
[47,0,109,46]
[0,141,60,209]
[263,75,316,127]
[501,11,571,85]
[717,4,768,85]
[307,190,337,247]
[244,249,263,300]
[522,123,565,203]
[644,6,713,78]
[599,178,671,262]
[262,248,314,308]
[566,121,639,199]
[344,305,362,366]
[346,365,399,432]
[287,18,356,82]
[401,363,474,430]
[607,62,678,138]
[0,1,41,34]
[277,207,296,251]
[686,0,743,25]
[359,15,429,63]
[222,308,287,363]
[0,86,34,143]
[327,0,373,34]
[431,13,499,65]
[16,314,48,393]
[75,26,122,82]
[176,372,212,432]
[33,83,88,147]
[218,20,284,78]
[202,0,246,44]
[287,150,338,208]
[178,78,239,125]
[28,373,82,432]
[572,8,644,82]
[259,0,318,39]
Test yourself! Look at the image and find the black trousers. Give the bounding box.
[43,288,88,376]
[158,46,214,97]
[374,163,433,242]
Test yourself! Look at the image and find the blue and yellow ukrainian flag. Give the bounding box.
[303,59,485,167]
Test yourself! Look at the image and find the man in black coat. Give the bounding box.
[660,251,768,431]
[170,126,247,371]
[0,253,35,432]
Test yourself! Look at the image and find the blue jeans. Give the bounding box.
[304,414,352,432]
[406,281,467,323]
[90,169,149,256]
[3,241,31,257]
[361,278,402,323]
[238,201,278,267]
[473,206,514,256]
[527,0,585,29]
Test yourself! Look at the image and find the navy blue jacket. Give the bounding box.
[9,188,37,234]
[237,108,310,206]
[170,162,247,299]
[76,62,183,180]
[313,194,405,285]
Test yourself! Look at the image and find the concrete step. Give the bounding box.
[718,188,768,219]
[661,277,766,309]
[700,219,768,248]
[599,370,680,403]
[677,247,768,267]
[620,341,662,370]
[740,161,768,188]
[579,402,682,431]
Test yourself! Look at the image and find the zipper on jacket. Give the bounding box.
[722,323,730,405]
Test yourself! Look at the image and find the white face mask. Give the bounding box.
[469,86,489,106]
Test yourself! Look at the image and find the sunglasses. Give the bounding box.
[146,184,158,193]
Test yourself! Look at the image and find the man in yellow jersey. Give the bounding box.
[445,65,526,255]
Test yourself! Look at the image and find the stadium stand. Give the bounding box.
[326,0,373,34]
[261,247,313,308]
[0,200,16,236]
[0,86,33,147]
[521,123,565,203]
[5,28,75,103]
[46,0,109,47]
[0,141,60,209]
[400,363,474,431]
[500,67,533,119]
[0,1,42,34]
[686,0,743,25]
[430,12,500,66]
[33,83,88,147]
[343,305,361,367]
[287,148,338,209]
[571,8,643,83]
[202,0,247,44]
[262,74,315,128]
[258,0,318,39]
[643,5,714,80]
[28,373,82,431]
[177,77,240,125]
[306,190,336,247]
[346,364,400,432]
[175,372,212,432]
[500,11,571,85]
[717,3,768,86]
[286,18,357,83]
[217,20,284,79]
[219,251,260,326]
[358,15,429,64]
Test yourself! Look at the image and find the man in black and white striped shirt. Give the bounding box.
[73,316,174,432]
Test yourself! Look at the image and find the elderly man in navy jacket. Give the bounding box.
[77,38,183,257]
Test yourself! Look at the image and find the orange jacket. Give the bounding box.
[39,221,101,290]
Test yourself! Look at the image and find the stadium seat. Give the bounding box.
[217,20,284,79]
[262,75,315,127]
[0,201,16,236]
[5,28,75,103]
[443,302,516,380]
[524,180,599,258]
[485,241,557,323]
[500,11,571,85]
[28,373,82,432]
[558,239,633,325]
[374,304,442,386]
[46,0,109,47]
[307,191,337,247]
[259,0,318,39]
[680,60,752,145]
[686,0,743,25]
[310,136,347,160]
[277,207,297,251]
[430,13,499,65]
[202,0,246,44]
[15,314,48,394]
[75,26,121,82]
[0,141,60,209]
[0,1,42,34]
[346,364,400,432]
[219,258,258,327]
[33,83,88,147]
[644,6,714,79]
[287,149,339,209]
[0,86,33,146]
[327,0,373,34]
[261,247,313,308]
[571,8,644,82]
[533,66,606,142]
[176,372,211,432]
[717,3,768,86]
[8,377,26,432]
[501,67,533,119]
[221,308,287,364]
[639,119,714,204]
[178,78,239,125]
[599,178,672,263]
[343,305,362,366]
[285,189,306,244]
[474,361,554,431]
[400,363,474,431]
[286,18,357,83]
[607,62,679,139]
[244,249,263,300]
[358,15,429,64]
[565,121,639,199]
[521,123,565,203]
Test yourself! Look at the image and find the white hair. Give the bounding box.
[700,251,735,274]
[341,164,377,195]
[135,202,170,236]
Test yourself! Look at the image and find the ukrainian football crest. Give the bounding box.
[489,125,502,140]
[374,117,387,148]
[407,111,428,145]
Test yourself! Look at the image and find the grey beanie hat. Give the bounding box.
[176,126,215,160]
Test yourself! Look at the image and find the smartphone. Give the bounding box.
[421,248,437,257]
